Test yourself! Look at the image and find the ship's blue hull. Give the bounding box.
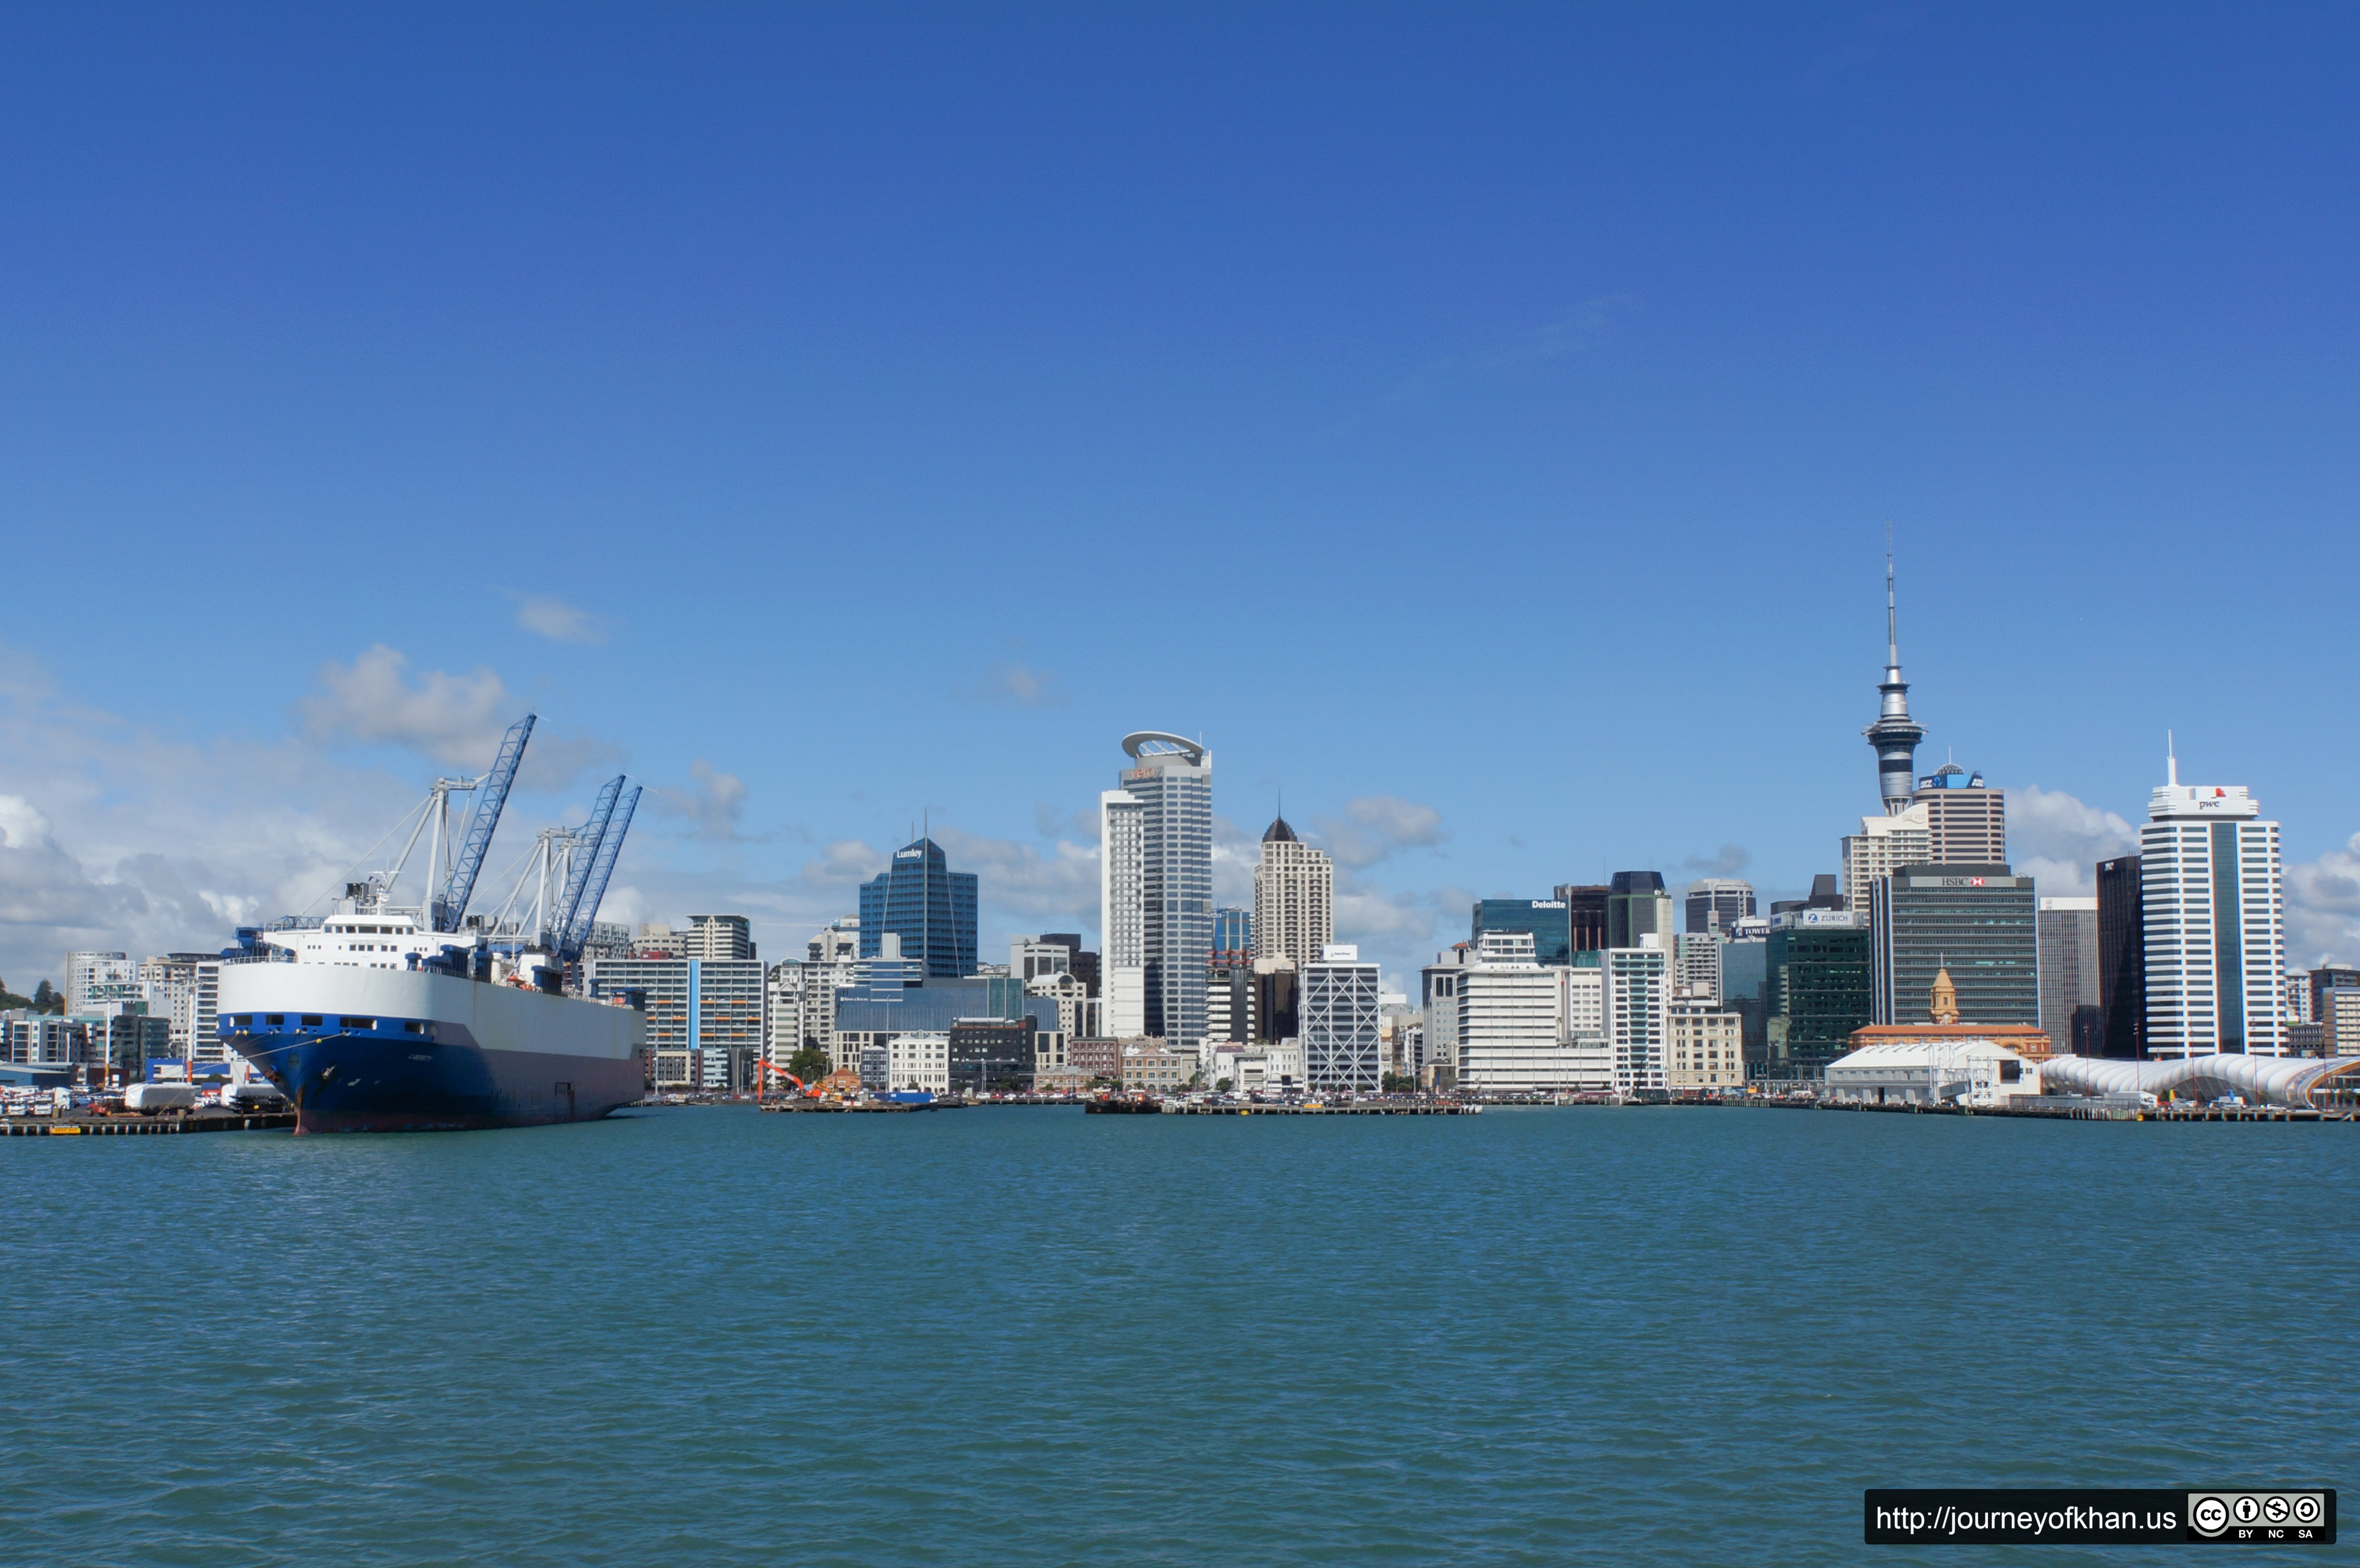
[218,967,647,1134]
[235,1023,645,1133]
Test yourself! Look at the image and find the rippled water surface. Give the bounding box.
[4,1105,2355,1565]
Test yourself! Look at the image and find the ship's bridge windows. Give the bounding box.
[266,1015,284,1026]
[301,1015,324,1028]
[341,1017,377,1030]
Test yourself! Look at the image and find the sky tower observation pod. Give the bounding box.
[1121,732,1206,766]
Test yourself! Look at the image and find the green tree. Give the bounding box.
[785,1045,832,1083]
[31,980,62,1014]
[1381,1072,1417,1094]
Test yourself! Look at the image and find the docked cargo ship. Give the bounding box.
[217,714,651,1134]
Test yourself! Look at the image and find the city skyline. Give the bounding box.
[5,9,2360,984]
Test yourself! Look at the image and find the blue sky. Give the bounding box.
[4,3,2359,986]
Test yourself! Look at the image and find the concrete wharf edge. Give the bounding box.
[3,1112,297,1137]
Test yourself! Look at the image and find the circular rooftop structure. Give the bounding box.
[1121,731,1205,765]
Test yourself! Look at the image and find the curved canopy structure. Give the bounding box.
[1122,731,1205,765]
[2042,1053,2360,1109]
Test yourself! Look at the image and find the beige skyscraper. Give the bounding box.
[1914,762,2007,863]
[1840,802,1930,912]
[1253,816,1334,969]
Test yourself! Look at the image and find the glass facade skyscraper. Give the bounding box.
[857,837,979,981]
[1214,905,1252,958]
[1552,885,1610,953]
[1471,899,1573,967]
[1103,733,1212,1043]
[1867,863,2039,1027]
[1764,916,1871,1077]
[1606,871,1673,950]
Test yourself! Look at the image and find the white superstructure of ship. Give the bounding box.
[217,716,651,1133]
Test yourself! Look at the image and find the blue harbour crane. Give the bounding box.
[562,785,641,964]
[433,714,535,932]
[549,776,625,953]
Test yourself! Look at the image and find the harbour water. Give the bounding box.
[4,1106,2354,1565]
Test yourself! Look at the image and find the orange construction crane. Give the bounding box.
[752,1058,809,1104]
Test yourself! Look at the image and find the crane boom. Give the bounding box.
[549,775,623,949]
[434,714,536,932]
[561,784,640,963]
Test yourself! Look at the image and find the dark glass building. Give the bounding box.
[1868,863,2039,1026]
[2095,855,2144,1058]
[1552,885,1610,953]
[1684,880,1757,933]
[1213,906,1252,958]
[1471,898,1573,967]
[857,836,979,981]
[1764,918,1871,1077]
[948,1019,1034,1094]
[1769,875,1845,916]
[1723,935,1770,1065]
[1605,870,1671,950]
[1255,965,1298,1045]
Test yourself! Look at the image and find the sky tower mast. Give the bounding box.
[1864,536,1926,814]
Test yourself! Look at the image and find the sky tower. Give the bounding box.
[1863,546,1925,813]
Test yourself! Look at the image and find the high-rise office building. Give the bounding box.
[1606,872,1674,950]
[66,952,134,1015]
[1721,923,1770,1068]
[1253,957,1299,1045]
[1472,899,1573,966]
[1034,932,1098,998]
[1604,944,1670,1094]
[1206,956,1255,1044]
[1769,876,1845,916]
[1684,880,1756,934]
[1764,912,1871,1078]
[1302,944,1381,1094]
[1252,817,1332,970]
[1552,885,1611,953]
[2095,856,2144,1058]
[1452,931,1585,1092]
[1100,733,1212,1044]
[1841,804,1931,912]
[2309,966,2360,1033]
[681,914,755,962]
[1010,936,1073,982]
[2036,897,2099,1056]
[1868,863,2039,1027]
[1914,763,2007,863]
[858,838,978,980]
[1673,931,1722,1002]
[2139,756,2285,1057]
[1213,906,1252,958]
[1863,550,1927,814]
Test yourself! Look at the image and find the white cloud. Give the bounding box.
[2005,784,2138,898]
[0,641,643,982]
[294,644,618,790]
[1310,795,1448,869]
[968,661,1064,709]
[2288,833,2360,967]
[652,760,748,840]
[801,839,886,887]
[930,825,1100,921]
[296,645,515,768]
[1683,844,1752,876]
[514,595,608,645]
